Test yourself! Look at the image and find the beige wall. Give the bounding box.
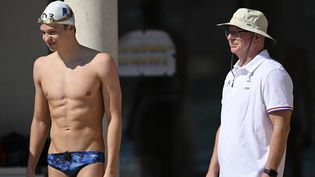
[0,1,48,137]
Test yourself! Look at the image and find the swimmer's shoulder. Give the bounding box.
[34,52,56,66]
[33,52,57,75]
[82,46,114,64]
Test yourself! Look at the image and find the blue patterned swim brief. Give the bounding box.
[47,151,105,177]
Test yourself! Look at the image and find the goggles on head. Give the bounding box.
[38,10,73,24]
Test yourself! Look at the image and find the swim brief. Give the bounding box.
[47,151,105,177]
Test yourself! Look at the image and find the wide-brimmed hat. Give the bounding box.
[38,1,75,25]
[217,8,276,43]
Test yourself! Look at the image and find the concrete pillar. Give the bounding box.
[65,0,118,60]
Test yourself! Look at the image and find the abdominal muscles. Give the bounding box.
[48,96,105,153]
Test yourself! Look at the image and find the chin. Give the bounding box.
[230,48,237,54]
[48,47,52,51]
[230,46,240,54]
[47,45,57,52]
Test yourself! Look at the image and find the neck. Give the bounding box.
[238,52,254,66]
[56,39,83,63]
[238,46,264,67]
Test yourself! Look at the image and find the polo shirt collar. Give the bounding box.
[233,50,269,73]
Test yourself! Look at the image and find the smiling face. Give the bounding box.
[40,23,71,52]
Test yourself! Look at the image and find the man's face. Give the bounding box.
[225,26,253,55]
[40,23,68,52]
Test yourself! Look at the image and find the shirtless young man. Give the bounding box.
[26,1,122,177]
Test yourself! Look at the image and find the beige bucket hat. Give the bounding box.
[217,8,276,43]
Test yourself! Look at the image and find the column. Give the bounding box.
[65,0,118,60]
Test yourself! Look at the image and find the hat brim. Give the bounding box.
[217,22,276,44]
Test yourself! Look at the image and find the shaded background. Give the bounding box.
[0,0,315,177]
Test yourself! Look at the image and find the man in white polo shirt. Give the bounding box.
[205,8,293,177]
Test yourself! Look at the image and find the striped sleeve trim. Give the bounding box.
[267,106,293,113]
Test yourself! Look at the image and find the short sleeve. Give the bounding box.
[263,68,294,113]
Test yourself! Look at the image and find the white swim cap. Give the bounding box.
[38,1,75,25]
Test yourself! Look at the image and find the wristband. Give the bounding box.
[263,168,278,177]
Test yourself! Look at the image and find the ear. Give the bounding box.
[66,25,76,34]
[69,25,75,31]
[253,34,262,44]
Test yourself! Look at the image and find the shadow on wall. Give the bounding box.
[282,45,313,177]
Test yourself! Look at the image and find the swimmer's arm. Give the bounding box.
[97,53,122,177]
[27,59,51,177]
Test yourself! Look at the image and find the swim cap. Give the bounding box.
[38,1,75,25]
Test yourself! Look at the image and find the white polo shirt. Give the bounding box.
[218,50,293,177]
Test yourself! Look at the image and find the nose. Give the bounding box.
[42,33,52,42]
[226,33,231,39]
[226,33,236,41]
[225,31,232,40]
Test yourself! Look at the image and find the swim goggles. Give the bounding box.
[38,10,73,24]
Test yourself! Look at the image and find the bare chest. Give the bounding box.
[41,66,101,100]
